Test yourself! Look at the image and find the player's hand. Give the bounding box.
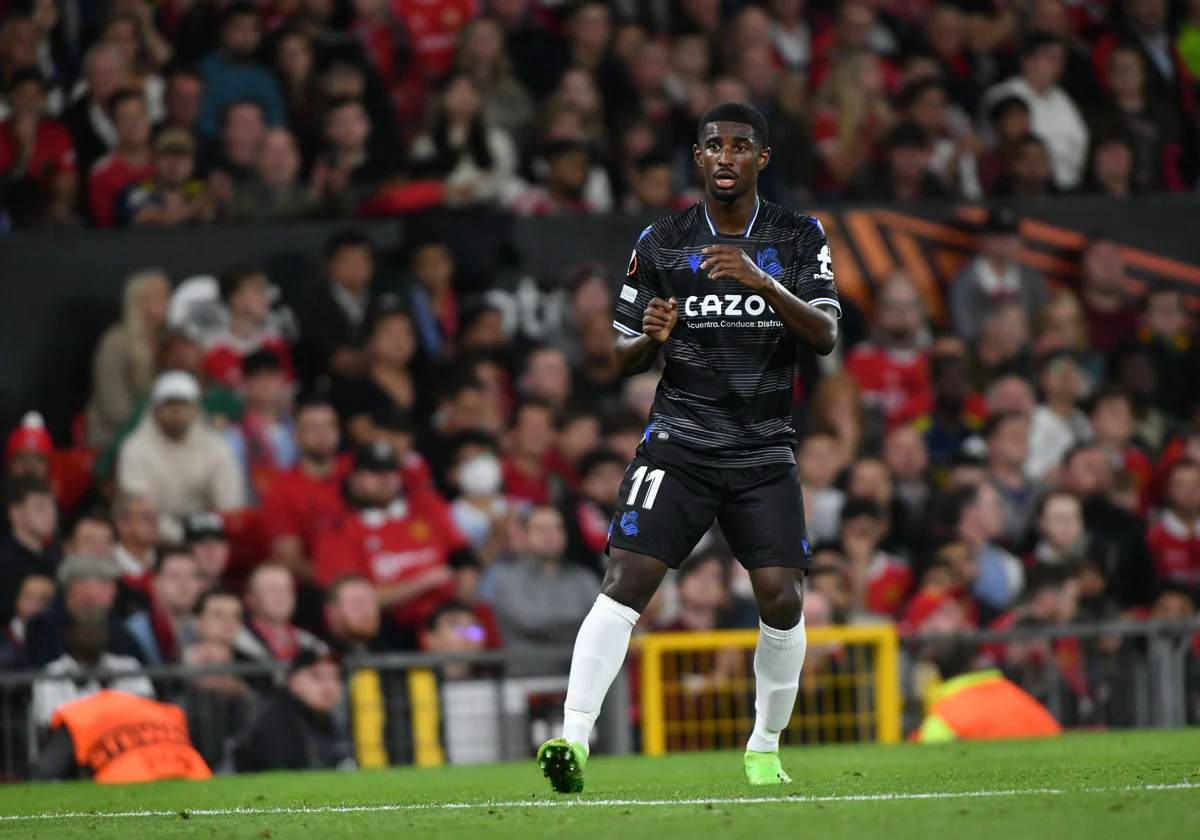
[643,297,678,342]
[700,245,771,292]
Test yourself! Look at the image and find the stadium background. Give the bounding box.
[0,0,1198,782]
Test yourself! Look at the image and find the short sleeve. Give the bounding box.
[612,225,662,337]
[790,215,842,318]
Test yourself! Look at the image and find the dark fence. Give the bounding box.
[902,619,1200,734]
[1,619,1196,780]
[3,197,1200,439]
[0,645,636,782]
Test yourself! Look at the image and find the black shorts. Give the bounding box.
[606,440,813,571]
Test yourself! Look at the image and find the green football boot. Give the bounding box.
[537,738,588,793]
[744,750,792,785]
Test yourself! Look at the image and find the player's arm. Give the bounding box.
[613,226,675,376]
[700,240,839,355]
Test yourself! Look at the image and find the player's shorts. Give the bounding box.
[606,439,813,571]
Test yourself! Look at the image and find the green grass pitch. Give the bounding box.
[1,730,1197,839]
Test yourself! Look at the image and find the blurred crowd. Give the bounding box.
[2,205,1199,752]
[1,0,1200,768]
[4,0,1200,229]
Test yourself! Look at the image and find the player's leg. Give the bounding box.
[540,450,719,793]
[717,464,812,785]
[560,547,667,749]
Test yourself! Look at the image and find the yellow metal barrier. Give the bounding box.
[638,624,901,756]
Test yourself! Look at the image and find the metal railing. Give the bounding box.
[0,618,1195,780]
[0,645,632,781]
[902,619,1200,734]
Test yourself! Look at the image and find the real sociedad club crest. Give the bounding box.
[620,511,639,536]
[756,249,784,278]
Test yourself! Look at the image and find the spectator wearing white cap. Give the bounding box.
[116,371,245,541]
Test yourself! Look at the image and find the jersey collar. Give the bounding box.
[703,198,760,238]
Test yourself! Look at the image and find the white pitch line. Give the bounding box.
[0,782,1195,821]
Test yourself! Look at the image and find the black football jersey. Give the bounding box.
[612,200,841,468]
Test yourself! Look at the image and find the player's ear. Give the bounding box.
[693,144,702,166]
[757,146,771,170]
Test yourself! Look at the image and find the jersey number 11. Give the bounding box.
[626,466,665,509]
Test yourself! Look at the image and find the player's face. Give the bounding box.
[693,122,769,204]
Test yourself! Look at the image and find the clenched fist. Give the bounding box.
[643,297,679,342]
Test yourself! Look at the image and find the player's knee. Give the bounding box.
[602,549,667,614]
[757,583,802,630]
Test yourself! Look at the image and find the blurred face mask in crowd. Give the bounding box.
[457,453,502,499]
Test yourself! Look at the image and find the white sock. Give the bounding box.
[746,615,807,754]
[562,594,640,753]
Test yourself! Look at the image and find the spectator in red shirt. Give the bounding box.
[838,496,914,620]
[561,447,624,578]
[502,400,555,506]
[1147,459,1200,587]
[811,49,896,197]
[262,396,345,586]
[234,563,326,664]
[0,66,76,228]
[546,406,602,493]
[315,442,478,631]
[1076,235,1140,356]
[87,89,153,227]
[1089,387,1154,512]
[221,350,297,503]
[844,272,931,428]
[394,0,478,81]
[203,263,295,390]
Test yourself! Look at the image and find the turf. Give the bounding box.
[1,730,1197,840]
